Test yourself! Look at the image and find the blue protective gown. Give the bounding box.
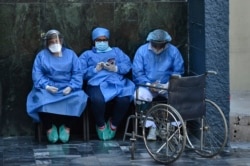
[132,43,184,85]
[26,47,88,122]
[79,47,135,102]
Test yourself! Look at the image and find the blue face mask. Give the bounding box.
[95,41,109,52]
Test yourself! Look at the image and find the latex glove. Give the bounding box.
[63,86,72,95]
[95,62,105,72]
[158,82,169,95]
[149,81,161,93]
[103,62,118,72]
[45,85,58,93]
[161,82,169,89]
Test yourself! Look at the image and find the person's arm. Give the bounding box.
[113,48,132,75]
[172,47,184,75]
[132,47,150,84]
[68,52,83,90]
[32,51,51,89]
[79,50,99,81]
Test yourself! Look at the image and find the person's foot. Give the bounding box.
[147,127,157,141]
[107,120,116,140]
[96,124,109,141]
[59,125,70,143]
[47,124,58,143]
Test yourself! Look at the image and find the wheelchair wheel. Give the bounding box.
[187,99,228,157]
[142,104,187,164]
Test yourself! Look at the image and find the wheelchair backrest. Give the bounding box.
[168,74,206,120]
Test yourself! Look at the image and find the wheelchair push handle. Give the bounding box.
[206,70,217,75]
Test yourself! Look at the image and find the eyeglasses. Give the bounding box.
[151,41,167,49]
[95,38,108,42]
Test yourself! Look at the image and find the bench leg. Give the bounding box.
[82,110,89,141]
[37,123,42,143]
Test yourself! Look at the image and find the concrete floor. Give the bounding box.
[1,136,250,166]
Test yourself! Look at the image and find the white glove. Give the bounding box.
[103,62,118,72]
[95,62,105,72]
[149,81,161,93]
[45,85,58,93]
[158,82,169,95]
[161,82,169,89]
[63,86,72,95]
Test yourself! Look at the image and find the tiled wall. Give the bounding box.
[0,1,188,136]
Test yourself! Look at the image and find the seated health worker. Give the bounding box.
[79,27,135,141]
[132,29,184,140]
[26,29,88,143]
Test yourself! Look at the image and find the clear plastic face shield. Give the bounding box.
[150,40,168,55]
[146,29,171,55]
[43,30,63,56]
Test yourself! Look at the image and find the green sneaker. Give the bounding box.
[59,125,70,143]
[96,124,109,141]
[107,121,116,140]
[47,124,58,143]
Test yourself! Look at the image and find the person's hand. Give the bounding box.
[95,62,105,72]
[161,82,169,89]
[63,86,72,95]
[158,82,169,95]
[103,62,118,72]
[149,81,169,93]
[149,84,159,93]
[45,85,58,93]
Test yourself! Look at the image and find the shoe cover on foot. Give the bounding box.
[59,125,70,143]
[107,121,116,140]
[47,124,58,143]
[147,127,157,141]
[96,124,109,141]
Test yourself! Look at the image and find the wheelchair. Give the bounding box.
[123,71,228,164]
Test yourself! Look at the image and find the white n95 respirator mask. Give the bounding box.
[48,43,62,53]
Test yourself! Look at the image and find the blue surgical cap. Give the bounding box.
[146,29,172,42]
[92,27,110,41]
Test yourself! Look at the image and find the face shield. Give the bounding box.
[43,29,64,47]
[146,29,171,54]
[43,29,64,54]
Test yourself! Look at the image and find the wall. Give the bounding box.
[0,0,230,141]
[0,0,188,136]
[188,0,230,145]
[230,0,250,92]
[230,0,250,142]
